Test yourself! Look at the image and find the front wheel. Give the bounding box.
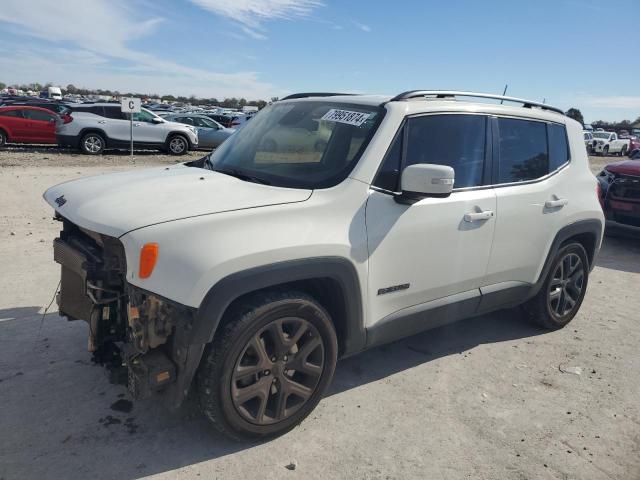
[198,291,338,440]
[167,135,189,155]
[523,242,589,330]
[0,129,6,147]
[602,146,609,157]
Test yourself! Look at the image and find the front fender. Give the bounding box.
[190,257,365,354]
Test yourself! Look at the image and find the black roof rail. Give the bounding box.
[387,90,565,115]
[280,92,357,101]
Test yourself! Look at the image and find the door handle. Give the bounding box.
[134,123,142,127]
[97,120,106,124]
[464,210,494,222]
[545,198,568,208]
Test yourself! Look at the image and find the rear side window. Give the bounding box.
[102,107,127,120]
[24,109,54,121]
[405,114,487,188]
[548,123,570,171]
[497,118,548,183]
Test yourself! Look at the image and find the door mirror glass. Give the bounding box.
[399,164,455,201]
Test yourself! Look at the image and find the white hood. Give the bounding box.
[43,164,312,237]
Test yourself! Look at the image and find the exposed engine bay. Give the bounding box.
[53,215,197,404]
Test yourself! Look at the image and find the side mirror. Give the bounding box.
[152,117,163,124]
[397,164,455,203]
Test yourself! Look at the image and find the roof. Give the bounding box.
[279,91,566,120]
[0,105,58,112]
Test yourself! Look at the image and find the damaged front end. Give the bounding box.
[53,216,201,406]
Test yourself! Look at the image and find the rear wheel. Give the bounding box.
[80,132,105,155]
[0,129,6,147]
[167,134,188,155]
[621,145,628,157]
[523,243,589,330]
[198,291,337,440]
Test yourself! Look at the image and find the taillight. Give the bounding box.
[62,114,73,124]
[596,182,605,209]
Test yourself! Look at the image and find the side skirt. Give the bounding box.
[366,283,533,349]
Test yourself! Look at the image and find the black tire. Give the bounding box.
[602,145,609,157]
[523,242,589,330]
[0,129,6,147]
[621,145,627,157]
[198,291,338,440]
[167,134,189,155]
[80,132,105,155]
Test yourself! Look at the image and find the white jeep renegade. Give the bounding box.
[44,91,604,440]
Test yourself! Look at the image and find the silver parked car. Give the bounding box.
[56,104,198,155]
[162,114,234,149]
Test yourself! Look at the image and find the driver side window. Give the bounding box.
[374,114,488,190]
[132,110,156,123]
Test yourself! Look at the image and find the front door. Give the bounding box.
[366,113,496,330]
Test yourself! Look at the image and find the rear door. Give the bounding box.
[22,109,56,142]
[366,113,496,328]
[484,117,571,288]
[100,106,130,142]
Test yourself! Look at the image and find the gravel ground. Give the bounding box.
[0,148,639,480]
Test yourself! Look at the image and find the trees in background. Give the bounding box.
[565,108,584,125]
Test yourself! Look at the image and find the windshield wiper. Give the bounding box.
[214,168,271,185]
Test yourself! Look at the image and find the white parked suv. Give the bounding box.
[57,103,198,155]
[44,91,604,440]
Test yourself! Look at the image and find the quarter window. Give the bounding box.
[548,123,570,171]
[373,127,403,191]
[497,118,548,183]
[405,114,487,188]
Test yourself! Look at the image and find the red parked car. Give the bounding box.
[597,159,640,232]
[0,105,60,146]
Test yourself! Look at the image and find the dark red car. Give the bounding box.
[0,106,60,146]
[597,159,640,231]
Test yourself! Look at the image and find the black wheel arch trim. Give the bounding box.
[530,218,602,298]
[190,257,365,354]
[78,128,108,147]
[166,131,195,149]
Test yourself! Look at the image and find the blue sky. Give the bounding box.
[0,0,638,121]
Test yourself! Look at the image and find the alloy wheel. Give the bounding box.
[169,137,186,154]
[231,317,325,425]
[84,136,102,153]
[548,252,584,318]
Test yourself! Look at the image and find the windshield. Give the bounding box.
[593,132,611,139]
[204,101,383,189]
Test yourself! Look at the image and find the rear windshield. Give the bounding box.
[203,101,384,189]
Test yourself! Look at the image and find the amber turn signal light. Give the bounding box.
[139,243,159,279]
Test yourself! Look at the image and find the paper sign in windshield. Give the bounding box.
[321,109,371,127]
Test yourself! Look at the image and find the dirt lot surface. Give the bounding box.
[1,147,639,480]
